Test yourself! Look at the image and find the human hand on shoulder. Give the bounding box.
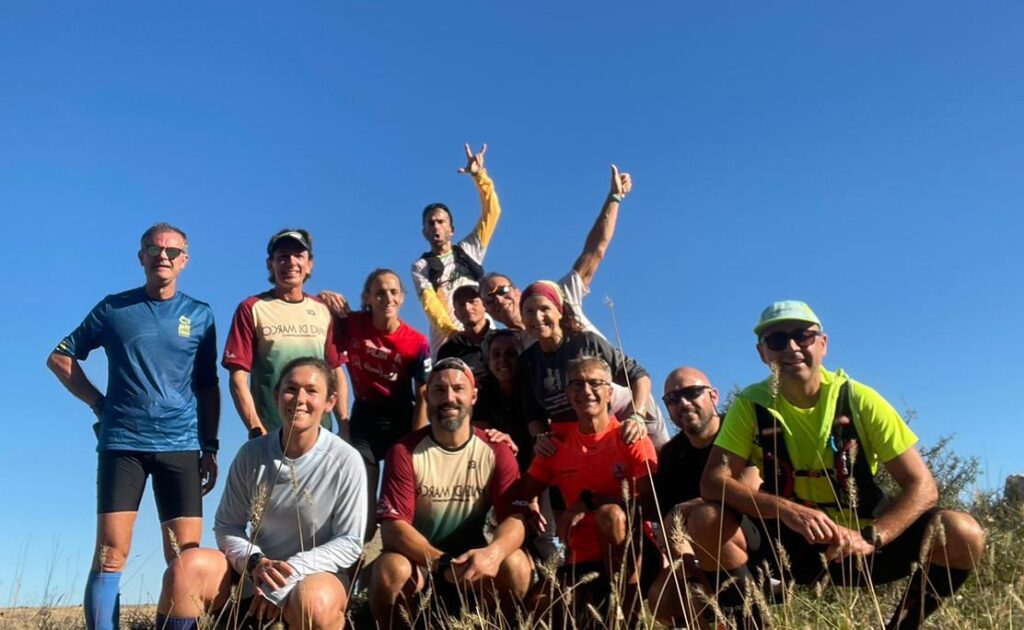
[620,413,648,444]
[533,432,559,458]
[458,143,487,175]
[318,290,350,318]
[484,428,519,455]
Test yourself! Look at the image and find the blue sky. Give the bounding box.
[2,1,1022,606]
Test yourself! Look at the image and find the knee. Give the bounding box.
[684,502,729,542]
[497,550,532,596]
[293,580,346,628]
[595,504,628,543]
[95,544,129,573]
[371,553,413,598]
[936,510,986,567]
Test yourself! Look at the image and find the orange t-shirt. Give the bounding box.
[526,417,658,564]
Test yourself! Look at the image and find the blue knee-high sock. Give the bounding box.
[84,570,121,630]
[154,613,198,630]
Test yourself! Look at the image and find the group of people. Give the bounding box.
[48,145,986,630]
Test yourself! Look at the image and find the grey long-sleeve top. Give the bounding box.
[214,428,367,605]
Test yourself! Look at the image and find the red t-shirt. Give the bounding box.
[333,311,431,404]
[377,426,520,555]
[526,417,658,565]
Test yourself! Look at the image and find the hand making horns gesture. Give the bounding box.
[457,143,487,175]
[610,164,632,198]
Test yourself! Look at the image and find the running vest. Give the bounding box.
[418,245,485,290]
[753,382,887,519]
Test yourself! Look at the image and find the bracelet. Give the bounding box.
[435,553,454,574]
[608,193,624,203]
[248,427,265,440]
[202,439,219,454]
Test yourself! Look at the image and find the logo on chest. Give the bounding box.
[178,316,191,338]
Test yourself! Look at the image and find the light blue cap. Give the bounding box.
[753,300,821,336]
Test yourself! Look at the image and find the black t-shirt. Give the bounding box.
[652,432,713,514]
[437,334,488,383]
[516,330,649,427]
[474,374,532,471]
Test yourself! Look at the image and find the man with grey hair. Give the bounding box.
[513,355,658,625]
[48,223,220,630]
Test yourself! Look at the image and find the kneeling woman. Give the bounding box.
[154,357,367,630]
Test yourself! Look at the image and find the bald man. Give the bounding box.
[644,368,760,628]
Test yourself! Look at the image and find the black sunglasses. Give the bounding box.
[143,245,185,260]
[662,385,711,405]
[483,284,514,304]
[760,330,823,352]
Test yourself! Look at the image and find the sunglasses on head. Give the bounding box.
[566,378,610,393]
[760,329,823,352]
[483,284,513,304]
[662,385,711,405]
[144,245,185,260]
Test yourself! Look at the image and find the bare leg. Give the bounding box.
[283,572,349,630]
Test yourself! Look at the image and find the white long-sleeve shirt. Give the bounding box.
[214,427,367,605]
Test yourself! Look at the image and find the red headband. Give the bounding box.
[520,281,564,314]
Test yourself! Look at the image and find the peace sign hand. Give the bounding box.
[609,164,632,198]
[458,143,487,175]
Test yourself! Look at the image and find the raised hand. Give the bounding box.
[609,164,632,198]
[458,143,488,175]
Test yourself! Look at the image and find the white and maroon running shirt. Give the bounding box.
[377,426,519,554]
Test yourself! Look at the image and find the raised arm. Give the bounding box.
[459,143,502,250]
[572,165,632,289]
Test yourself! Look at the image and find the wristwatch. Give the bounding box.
[861,525,883,550]
[202,439,219,454]
[247,552,265,575]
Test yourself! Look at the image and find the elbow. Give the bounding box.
[46,352,69,379]
[700,473,724,503]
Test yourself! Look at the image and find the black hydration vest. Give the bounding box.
[419,244,484,290]
[753,382,888,519]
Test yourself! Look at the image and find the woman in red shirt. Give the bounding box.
[331,268,431,541]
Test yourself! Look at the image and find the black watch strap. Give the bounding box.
[247,552,264,574]
[202,438,219,454]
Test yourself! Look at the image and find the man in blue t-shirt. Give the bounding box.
[47,223,220,630]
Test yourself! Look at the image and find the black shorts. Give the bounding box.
[97,450,202,522]
[349,399,414,464]
[748,507,943,586]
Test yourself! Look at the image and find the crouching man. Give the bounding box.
[695,301,986,630]
[154,357,367,629]
[513,355,658,627]
[370,357,532,629]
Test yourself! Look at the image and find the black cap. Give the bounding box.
[267,229,312,255]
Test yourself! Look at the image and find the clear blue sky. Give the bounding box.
[2,1,1021,606]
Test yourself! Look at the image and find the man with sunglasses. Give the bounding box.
[47,223,220,630]
[412,143,501,355]
[222,228,347,439]
[694,300,986,630]
[644,368,762,627]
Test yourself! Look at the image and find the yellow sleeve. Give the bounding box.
[470,169,502,248]
[715,398,758,461]
[851,381,918,468]
[418,286,459,337]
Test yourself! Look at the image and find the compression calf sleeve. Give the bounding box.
[84,571,121,630]
[886,566,971,630]
[154,613,199,630]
